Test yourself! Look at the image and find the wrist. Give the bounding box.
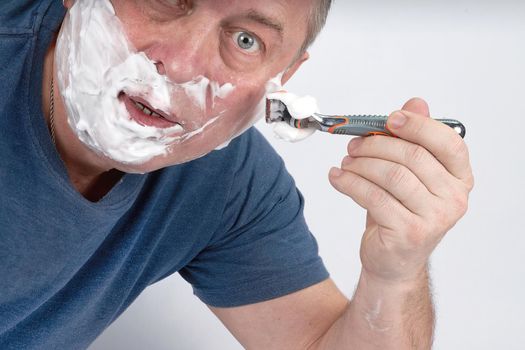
[355,265,430,314]
[361,263,430,290]
[348,266,431,335]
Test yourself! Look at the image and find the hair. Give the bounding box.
[301,0,333,53]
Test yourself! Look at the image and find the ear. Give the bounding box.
[63,0,75,9]
[280,51,310,85]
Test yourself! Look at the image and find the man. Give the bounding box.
[0,0,474,349]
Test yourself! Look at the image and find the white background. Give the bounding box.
[90,1,525,349]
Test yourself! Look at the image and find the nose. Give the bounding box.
[154,61,166,76]
[145,16,215,84]
[177,0,194,14]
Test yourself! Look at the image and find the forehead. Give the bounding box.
[111,0,316,74]
[145,0,314,39]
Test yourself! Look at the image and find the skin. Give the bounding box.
[41,1,474,348]
[44,0,311,199]
[210,99,474,349]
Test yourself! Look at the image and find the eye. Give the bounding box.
[163,0,191,11]
[146,0,192,20]
[232,31,261,54]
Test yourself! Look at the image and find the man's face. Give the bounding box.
[63,0,313,173]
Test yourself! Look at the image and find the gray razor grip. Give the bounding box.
[327,115,466,138]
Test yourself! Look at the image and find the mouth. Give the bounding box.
[120,93,184,130]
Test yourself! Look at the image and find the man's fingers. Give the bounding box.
[347,136,456,198]
[386,110,473,184]
[328,168,412,230]
[339,156,435,216]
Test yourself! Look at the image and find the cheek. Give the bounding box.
[109,1,156,47]
[182,88,265,152]
[213,86,265,131]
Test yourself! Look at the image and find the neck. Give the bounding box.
[43,34,124,202]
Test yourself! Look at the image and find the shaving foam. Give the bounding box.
[266,91,318,142]
[214,72,285,150]
[55,0,235,164]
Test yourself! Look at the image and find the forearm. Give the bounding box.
[311,267,434,350]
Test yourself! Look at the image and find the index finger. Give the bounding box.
[386,110,473,182]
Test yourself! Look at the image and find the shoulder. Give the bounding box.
[229,126,287,179]
[137,127,285,245]
[220,126,293,202]
[209,127,298,237]
[0,0,64,34]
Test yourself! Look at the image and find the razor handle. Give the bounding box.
[317,115,466,139]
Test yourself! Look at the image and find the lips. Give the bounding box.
[120,93,182,129]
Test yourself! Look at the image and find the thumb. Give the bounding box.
[401,97,430,118]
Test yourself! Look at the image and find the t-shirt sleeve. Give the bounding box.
[178,128,329,307]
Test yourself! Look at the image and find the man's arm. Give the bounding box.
[210,97,473,349]
[309,268,434,349]
[210,279,348,350]
[211,271,433,350]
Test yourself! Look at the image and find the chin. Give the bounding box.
[110,156,182,174]
[91,114,242,174]
[110,142,219,174]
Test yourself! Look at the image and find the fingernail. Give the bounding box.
[330,167,343,177]
[342,155,354,167]
[348,137,364,152]
[389,112,407,129]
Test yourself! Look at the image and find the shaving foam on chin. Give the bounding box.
[55,0,234,164]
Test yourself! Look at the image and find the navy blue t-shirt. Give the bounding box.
[0,1,329,349]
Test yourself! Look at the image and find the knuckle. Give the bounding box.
[385,164,408,188]
[344,174,362,191]
[465,172,475,192]
[366,186,389,208]
[430,204,451,232]
[451,192,469,217]
[346,141,354,154]
[447,136,469,160]
[412,116,428,138]
[386,162,422,200]
[385,163,409,189]
[347,139,360,154]
[404,144,427,165]
[331,170,353,190]
[404,219,427,248]
[347,136,374,155]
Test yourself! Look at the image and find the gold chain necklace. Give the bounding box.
[49,76,56,145]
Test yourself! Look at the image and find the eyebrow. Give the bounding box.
[244,10,284,38]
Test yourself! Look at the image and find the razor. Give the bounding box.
[265,99,466,138]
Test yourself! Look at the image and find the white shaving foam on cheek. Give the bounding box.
[55,0,235,164]
[210,81,235,106]
[266,91,319,142]
[214,72,285,150]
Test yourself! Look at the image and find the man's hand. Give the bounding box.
[209,98,474,350]
[329,97,474,283]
